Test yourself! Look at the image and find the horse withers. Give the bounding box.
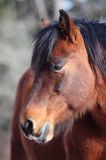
[10,10,106,160]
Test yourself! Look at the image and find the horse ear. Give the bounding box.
[40,19,50,29]
[59,9,78,43]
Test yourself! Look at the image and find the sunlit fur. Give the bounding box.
[10,11,106,160]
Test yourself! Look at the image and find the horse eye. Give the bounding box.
[51,63,63,72]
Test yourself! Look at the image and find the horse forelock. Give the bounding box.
[31,22,60,78]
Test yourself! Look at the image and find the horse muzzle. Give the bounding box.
[21,119,54,144]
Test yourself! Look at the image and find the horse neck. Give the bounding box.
[92,78,106,132]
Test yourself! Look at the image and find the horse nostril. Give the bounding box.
[21,119,33,136]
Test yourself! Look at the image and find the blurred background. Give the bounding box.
[0,0,106,159]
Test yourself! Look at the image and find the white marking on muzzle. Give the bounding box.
[28,122,53,143]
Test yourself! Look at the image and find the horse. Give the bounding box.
[10,9,106,160]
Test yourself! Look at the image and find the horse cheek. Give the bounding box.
[69,67,96,110]
[60,64,95,111]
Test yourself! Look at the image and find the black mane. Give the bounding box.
[32,19,106,79]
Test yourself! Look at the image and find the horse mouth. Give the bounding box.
[26,133,54,144]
